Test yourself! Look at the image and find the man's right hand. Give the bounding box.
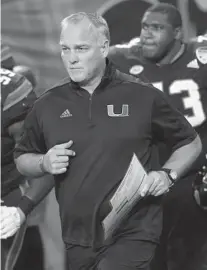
[0,206,25,239]
[42,140,75,174]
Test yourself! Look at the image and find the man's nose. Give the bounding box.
[142,26,154,38]
[143,29,153,39]
[69,51,79,64]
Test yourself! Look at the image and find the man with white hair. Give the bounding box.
[14,12,201,269]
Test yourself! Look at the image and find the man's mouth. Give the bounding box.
[142,43,156,48]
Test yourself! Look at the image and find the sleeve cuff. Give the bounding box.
[18,195,35,216]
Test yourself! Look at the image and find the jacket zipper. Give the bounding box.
[89,94,93,121]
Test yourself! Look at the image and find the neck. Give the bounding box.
[157,41,184,65]
[81,61,106,95]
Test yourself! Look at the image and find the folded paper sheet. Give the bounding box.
[102,153,147,240]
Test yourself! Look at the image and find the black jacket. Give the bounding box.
[15,61,197,247]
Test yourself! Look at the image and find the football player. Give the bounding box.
[109,3,207,270]
[1,42,66,270]
[0,67,54,270]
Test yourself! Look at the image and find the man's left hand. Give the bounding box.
[140,171,171,197]
[0,206,26,239]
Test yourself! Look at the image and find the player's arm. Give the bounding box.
[1,122,55,239]
[0,174,55,239]
[17,175,55,216]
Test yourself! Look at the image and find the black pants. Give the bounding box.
[153,173,207,270]
[66,238,157,270]
[1,188,27,270]
[1,223,27,270]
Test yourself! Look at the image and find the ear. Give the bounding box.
[174,27,183,41]
[100,39,110,58]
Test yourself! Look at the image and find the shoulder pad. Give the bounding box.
[1,68,34,111]
[196,46,207,65]
[189,35,207,65]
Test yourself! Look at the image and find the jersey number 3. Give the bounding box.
[152,79,205,127]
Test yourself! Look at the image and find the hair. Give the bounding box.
[145,3,182,28]
[61,12,110,44]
